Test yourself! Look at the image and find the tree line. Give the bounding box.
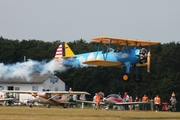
[0,36,180,102]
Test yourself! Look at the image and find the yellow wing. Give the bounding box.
[83,60,122,67]
[91,36,159,46]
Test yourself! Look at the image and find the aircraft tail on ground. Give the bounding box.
[54,42,76,59]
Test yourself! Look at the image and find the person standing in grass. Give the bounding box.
[95,93,101,110]
[154,95,161,112]
[142,94,149,110]
[170,92,177,112]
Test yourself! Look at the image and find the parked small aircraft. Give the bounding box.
[54,36,158,82]
[77,93,150,110]
[2,90,90,108]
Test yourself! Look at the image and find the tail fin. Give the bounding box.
[54,42,75,59]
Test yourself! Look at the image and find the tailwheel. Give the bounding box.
[122,73,130,82]
[29,104,33,108]
[63,104,68,108]
[47,104,51,108]
[134,74,142,82]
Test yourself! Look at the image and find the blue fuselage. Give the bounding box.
[63,48,140,67]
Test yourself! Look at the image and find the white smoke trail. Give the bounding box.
[0,59,66,81]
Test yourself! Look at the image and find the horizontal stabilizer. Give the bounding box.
[61,56,76,59]
[83,60,122,67]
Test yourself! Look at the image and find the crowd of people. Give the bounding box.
[92,91,177,112]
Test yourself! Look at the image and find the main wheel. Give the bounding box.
[29,104,33,108]
[47,104,51,108]
[122,73,130,82]
[134,74,142,82]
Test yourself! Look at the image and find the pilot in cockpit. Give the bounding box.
[114,46,121,52]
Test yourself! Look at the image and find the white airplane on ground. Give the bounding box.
[2,90,90,108]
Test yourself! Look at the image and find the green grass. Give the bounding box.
[0,106,180,120]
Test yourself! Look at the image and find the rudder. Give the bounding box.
[54,42,75,59]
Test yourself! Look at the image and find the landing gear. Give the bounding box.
[29,104,33,108]
[122,73,130,82]
[47,104,51,108]
[134,74,142,82]
[122,73,142,82]
[63,104,68,108]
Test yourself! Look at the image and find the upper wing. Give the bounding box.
[1,90,38,94]
[45,91,90,95]
[114,101,151,105]
[1,90,90,95]
[91,36,159,46]
[0,98,15,102]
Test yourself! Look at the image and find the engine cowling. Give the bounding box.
[139,48,148,64]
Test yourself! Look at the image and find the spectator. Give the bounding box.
[80,94,86,109]
[73,94,77,103]
[154,95,161,112]
[142,94,149,110]
[170,93,177,112]
[92,93,96,109]
[69,88,72,92]
[95,93,101,110]
[150,98,154,111]
[134,95,139,110]
[128,96,133,110]
[123,92,129,110]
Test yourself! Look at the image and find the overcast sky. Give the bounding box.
[1,0,180,44]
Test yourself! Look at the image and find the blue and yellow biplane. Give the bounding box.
[54,36,158,82]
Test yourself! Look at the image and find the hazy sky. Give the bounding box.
[1,0,180,44]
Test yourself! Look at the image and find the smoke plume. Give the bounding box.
[0,59,66,81]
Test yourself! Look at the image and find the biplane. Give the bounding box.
[54,36,158,82]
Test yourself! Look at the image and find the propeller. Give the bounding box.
[147,51,151,73]
[139,48,148,64]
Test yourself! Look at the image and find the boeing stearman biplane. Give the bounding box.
[54,36,158,82]
[2,90,90,108]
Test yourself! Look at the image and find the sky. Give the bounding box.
[1,0,180,44]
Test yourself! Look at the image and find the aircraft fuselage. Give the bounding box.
[33,92,68,106]
[103,94,123,105]
[63,48,140,67]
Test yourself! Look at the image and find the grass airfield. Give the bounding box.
[0,106,180,120]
